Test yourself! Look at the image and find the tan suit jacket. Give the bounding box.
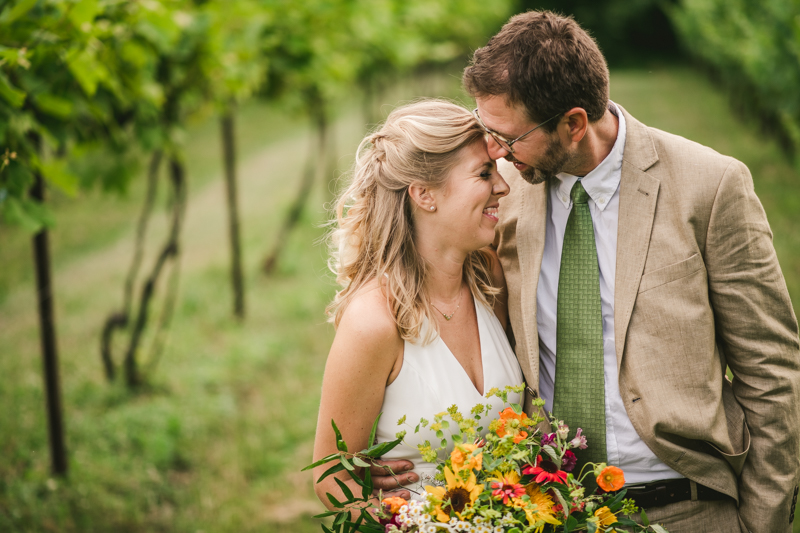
[495,106,800,532]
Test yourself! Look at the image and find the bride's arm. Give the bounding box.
[312,286,404,514]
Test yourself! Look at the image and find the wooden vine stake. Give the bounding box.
[30,145,67,476]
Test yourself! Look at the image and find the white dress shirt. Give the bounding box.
[536,103,683,484]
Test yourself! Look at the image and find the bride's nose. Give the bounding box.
[493,174,510,198]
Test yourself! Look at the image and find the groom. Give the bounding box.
[373,10,800,532]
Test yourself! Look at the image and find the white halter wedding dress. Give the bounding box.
[374,296,523,500]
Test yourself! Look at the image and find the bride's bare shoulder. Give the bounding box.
[336,278,399,345]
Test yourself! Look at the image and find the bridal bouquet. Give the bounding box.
[305,385,668,533]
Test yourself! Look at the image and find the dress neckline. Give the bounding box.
[435,294,488,397]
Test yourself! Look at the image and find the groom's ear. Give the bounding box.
[563,107,589,144]
[408,183,435,212]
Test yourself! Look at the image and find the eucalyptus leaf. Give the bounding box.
[302,453,342,471]
[334,477,355,502]
[650,525,669,533]
[340,456,354,471]
[352,456,370,468]
[368,412,382,446]
[326,492,344,509]
[317,462,346,483]
[361,468,372,499]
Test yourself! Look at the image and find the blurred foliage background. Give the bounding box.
[1,0,799,531]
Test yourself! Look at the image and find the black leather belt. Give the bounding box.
[620,478,731,509]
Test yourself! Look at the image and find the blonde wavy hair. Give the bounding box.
[327,99,500,343]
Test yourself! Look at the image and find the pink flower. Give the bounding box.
[490,478,526,505]
[569,428,588,450]
[541,433,556,446]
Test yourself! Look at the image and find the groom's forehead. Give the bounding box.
[477,96,532,131]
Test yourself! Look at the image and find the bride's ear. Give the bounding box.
[408,183,436,213]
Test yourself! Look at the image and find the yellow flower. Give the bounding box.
[594,506,619,531]
[512,483,561,532]
[450,443,483,473]
[425,466,484,522]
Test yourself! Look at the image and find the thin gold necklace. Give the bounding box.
[431,288,463,321]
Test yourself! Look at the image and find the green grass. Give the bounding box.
[0,66,798,532]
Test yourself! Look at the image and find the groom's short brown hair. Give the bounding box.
[463,11,609,131]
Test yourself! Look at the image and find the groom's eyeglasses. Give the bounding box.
[471,107,563,154]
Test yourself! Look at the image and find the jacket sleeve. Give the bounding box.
[704,159,800,532]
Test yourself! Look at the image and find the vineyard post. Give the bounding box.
[30,141,68,476]
[221,106,245,319]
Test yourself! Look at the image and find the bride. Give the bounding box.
[312,99,523,509]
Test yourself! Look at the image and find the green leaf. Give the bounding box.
[334,477,355,502]
[440,438,447,447]
[542,445,560,464]
[361,468,372,499]
[362,438,402,458]
[340,456,354,471]
[321,524,334,533]
[313,510,338,519]
[1,0,38,24]
[2,196,44,233]
[352,456,370,468]
[34,93,74,120]
[317,462,345,483]
[68,0,99,29]
[331,420,348,452]
[650,525,669,533]
[511,403,522,414]
[302,453,341,472]
[640,508,649,526]
[65,48,104,97]
[368,412,382,446]
[352,523,383,533]
[0,72,26,108]
[587,521,597,533]
[39,159,79,197]
[326,492,344,509]
[565,514,578,533]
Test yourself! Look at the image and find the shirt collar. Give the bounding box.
[553,101,626,211]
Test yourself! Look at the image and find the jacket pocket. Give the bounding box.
[639,253,705,294]
[708,378,751,476]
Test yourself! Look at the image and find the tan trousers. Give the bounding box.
[620,498,746,533]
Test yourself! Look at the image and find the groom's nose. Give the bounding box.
[486,138,510,160]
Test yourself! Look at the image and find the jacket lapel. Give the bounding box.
[614,107,660,368]
[518,179,548,379]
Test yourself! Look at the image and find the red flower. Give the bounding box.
[561,450,577,472]
[523,455,568,484]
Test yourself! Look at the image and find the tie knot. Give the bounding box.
[570,181,590,204]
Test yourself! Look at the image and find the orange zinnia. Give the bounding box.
[382,496,408,514]
[496,408,529,443]
[596,466,625,492]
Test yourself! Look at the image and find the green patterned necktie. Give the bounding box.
[553,180,607,468]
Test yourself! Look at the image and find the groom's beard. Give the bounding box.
[509,135,571,185]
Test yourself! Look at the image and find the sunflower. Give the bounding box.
[425,466,483,522]
[594,506,620,531]
[512,482,561,532]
